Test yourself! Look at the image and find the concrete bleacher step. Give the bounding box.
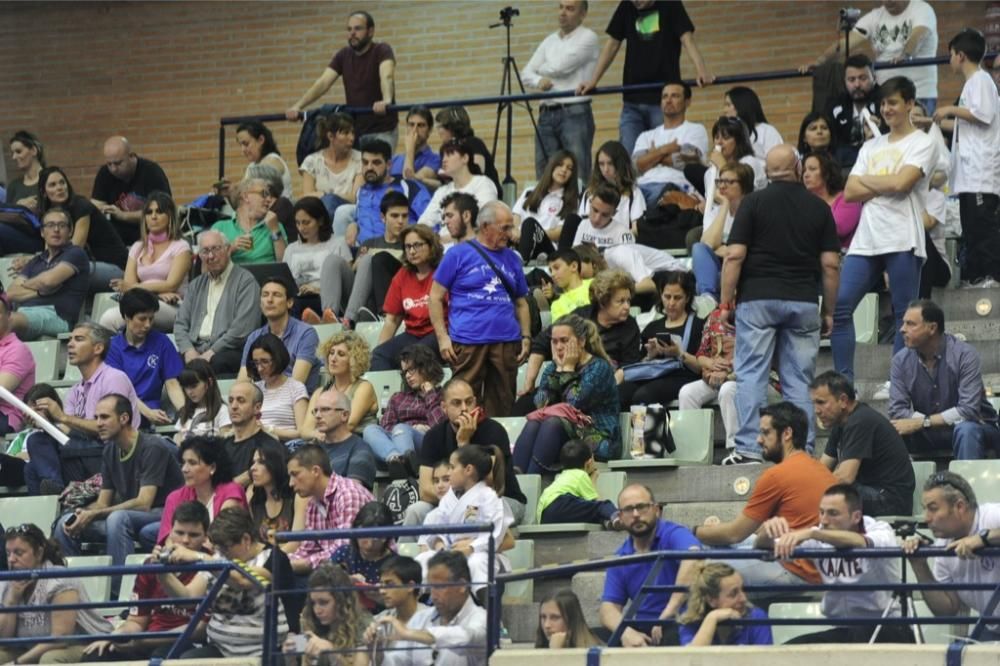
[502,602,539,643]
[931,285,1000,319]
[815,340,1000,381]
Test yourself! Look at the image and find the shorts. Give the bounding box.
[18,305,69,340]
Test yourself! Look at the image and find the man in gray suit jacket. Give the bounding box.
[174,230,261,375]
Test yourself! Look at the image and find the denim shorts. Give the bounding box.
[18,305,69,340]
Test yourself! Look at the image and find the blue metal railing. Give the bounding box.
[269,522,496,666]
[215,53,973,180]
[495,545,1000,651]
[0,559,257,665]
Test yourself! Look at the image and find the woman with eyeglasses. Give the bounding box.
[370,225,444,371]
[0,523,113,664]
[99,191,192,332]
[363,345,446,473]
[37,166,128,293]
[690,162,756,303]
[235,334,309,442]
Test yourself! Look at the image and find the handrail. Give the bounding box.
[0,558,248,664]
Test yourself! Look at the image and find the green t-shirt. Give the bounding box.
[211,217,287,265]
[537,468,599,521]
[551,279,592,321]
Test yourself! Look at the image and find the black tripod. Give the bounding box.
[490,6,545,202]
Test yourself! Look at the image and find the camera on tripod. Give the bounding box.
[839,7,861,29]
[498,6,520,23]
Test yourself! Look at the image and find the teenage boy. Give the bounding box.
[833,76,938,383]
[545,248,591,321]
[365,555,435,665]
[934,29,1000,285]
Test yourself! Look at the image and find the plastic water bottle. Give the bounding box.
[380,386,391,412]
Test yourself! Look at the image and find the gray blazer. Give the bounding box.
[173,264,261,353]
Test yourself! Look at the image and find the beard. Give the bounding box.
[627,518,656,539]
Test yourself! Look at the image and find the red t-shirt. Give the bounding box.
[131,566,206,631]
[329,43,397,135]
[383,269,441,338]
[742,452,838,583]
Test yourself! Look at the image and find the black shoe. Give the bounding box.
[39,479,64,495]
[387,456,409,481]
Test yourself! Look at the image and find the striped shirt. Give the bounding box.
[256,377,308,430]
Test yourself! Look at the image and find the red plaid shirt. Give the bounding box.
[292,473,374,568]
[379,387,446,429]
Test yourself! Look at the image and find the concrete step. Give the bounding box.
[815,340,1000,380]
[502,602,538,643]
[932,285,1000,319]
[572,572,606,628]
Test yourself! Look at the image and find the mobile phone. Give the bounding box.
[471,406,487,424]
[291,634,308,651]
[65,513,78,527]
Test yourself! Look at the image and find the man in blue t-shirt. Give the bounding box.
[338,137,430,246]
[600,483,701,647]
[105,288,184,427]
[429,201,531,418]
[390,106,442,191]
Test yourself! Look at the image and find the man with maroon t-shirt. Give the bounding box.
[81,502,213,662]
[286,10,399,149]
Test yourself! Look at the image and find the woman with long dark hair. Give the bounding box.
[237,120,293,200]
[247,438,306,554]
[797,111,837,157]
[174,358,226,443]
[2,131,46,254]
[802,151,861,249]
[513,150,582,262]
[287,196,340,321]
[535,589,601,649]
[722,86,783,159]
[577,141,644,244]
[299,113,362,234]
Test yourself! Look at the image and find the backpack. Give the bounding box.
[381,479,420,525]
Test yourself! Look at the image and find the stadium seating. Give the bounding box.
[354,322,382,351]
[65,555,113,604]
[767,601,833,644]
[90,292,119,325]
[0,495,60,537]
[26,339,59,383]
[493,416,527,445]
[519,471,626,535]
[949,460,1000,503]
[312,322,343,344]
[365,370,403,398]
[609,408,714,469]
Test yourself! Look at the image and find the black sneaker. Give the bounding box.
[386,456,410,481]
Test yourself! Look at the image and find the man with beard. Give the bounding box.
[286,11,398,148]
[822,55,884,169]
[336,138,430,246]
[440,192,478,253]
[599,483,700,647]
[694,402,838,587]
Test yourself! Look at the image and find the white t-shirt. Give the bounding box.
[633,121,710,189]
[417,176,498,230]
[572,216,635,250]
[701,155,767,229]
[950,69,1000,195]
[283,238,339,288]
[299,149,362,199]
[751,122,784,161]
[801,517,900,619]
[512,187,567,231]
[855,0,938,99]
[848,129,936,259]
[933,503,1000,625]
[578,187,645,232]
[375,606,436,666]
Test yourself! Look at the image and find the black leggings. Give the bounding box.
[371,252,403,314]
[512,417,570,474]
[618,373,698,411]
[519,215,582,261]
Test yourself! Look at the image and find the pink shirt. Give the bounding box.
[129,239,191,295]
[156,481,248,544]
[831,192,863,249]
[0,332,35,430]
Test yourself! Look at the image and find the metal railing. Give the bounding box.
[495,544,1000,654]
[0,558,258,666]
[215,53,965,180]
[269,522,497,666]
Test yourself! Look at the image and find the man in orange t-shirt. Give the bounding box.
[694,402,838,585]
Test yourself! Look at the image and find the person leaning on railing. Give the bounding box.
[677,562,771,647]
[0,523,112,665]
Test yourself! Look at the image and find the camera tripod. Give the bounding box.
[489,8,545,202]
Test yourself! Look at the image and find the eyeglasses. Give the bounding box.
[42,222,70,231]
[927,472,971,501]
[618,502,655,515]
[401,366,418,376]
[404,242,427,252]
[715,178,738,187]
[199,246,226,257]
[5,524,34,537]
[247,189,271,198]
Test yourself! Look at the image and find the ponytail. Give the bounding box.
[485,445,506,497]
[552,314,611,364]
[43,538,66,566]
[678,562,736,625]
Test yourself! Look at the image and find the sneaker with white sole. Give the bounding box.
[694,293,719,318]
[721,451,761,465]
[873,380,891,400]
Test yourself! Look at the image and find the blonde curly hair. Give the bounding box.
[301,563,366,657]
[319,331,370,382]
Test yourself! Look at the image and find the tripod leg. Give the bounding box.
[492,58,511,162]
[509,57,548,166]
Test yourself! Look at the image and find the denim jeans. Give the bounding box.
[362,423,425,463]
[638,182,666,211]
[733,299,820,458]
[905,421,1000,460]
[619,102,663,156]
[88,261,124,294]
[831,251,921,381]
[535,102,595,182]
[54,507,163,597]
[321,194,351,229]
[333,203,357,238]
[691,242,722,298]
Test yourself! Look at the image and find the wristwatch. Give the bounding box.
[922,416,932,429]
[980,529,992,547]
[269,231,282,242]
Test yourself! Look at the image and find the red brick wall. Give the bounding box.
[0,1,982,204]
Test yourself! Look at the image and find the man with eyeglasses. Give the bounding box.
[91,136,171,246]
[311,387,376,490]
[7,207,91,341]
[719,144,841,464]
[211,177,287,265]
[903,470,1000,639]
[174,229,261,375]
[600,483,700,647]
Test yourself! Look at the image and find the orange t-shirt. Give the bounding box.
[742,451,839,583]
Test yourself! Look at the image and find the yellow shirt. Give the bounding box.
[551,279,592,321]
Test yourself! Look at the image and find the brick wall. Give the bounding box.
[0,1,984,204]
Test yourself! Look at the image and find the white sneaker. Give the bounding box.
[873,381,891,400]
[694,293,718,318]
[720,451,761,465]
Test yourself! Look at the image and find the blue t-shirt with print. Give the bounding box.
[433,241,528,345]
[106,330,184,409]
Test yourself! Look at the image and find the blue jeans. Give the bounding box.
[906,421,1000,460]
[55,507,163,597]
[831,252,921,382]
[691,242,722,298]
[638,182,667,210]
[22,432,63,494]
[370,331,439,371]
[88,261,124,294]
[333,203,357,238]
[362,423,425,463]
[733,299,820,458]
[619,102,663,156]
[917,98,937,117]
[321,194,351,231]
[536,102,595,182]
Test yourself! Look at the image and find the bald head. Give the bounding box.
[103,136,137,181]
[765,144,801,182]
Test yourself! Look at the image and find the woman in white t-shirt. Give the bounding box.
[285,196,339,320]
[691,162,755,303]
[513,150,581,262]
[245,334,309,442]
[237,121,294,201]
[175,359,227,444]
[416,139,498,233]
[699,117,766,228]
[299,112,362,226]
[577,141,645,240]
[723,86,783,160]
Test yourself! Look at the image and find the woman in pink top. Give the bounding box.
[802,151,862,250]
[100,191,192,332]
[142,435,247,547]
